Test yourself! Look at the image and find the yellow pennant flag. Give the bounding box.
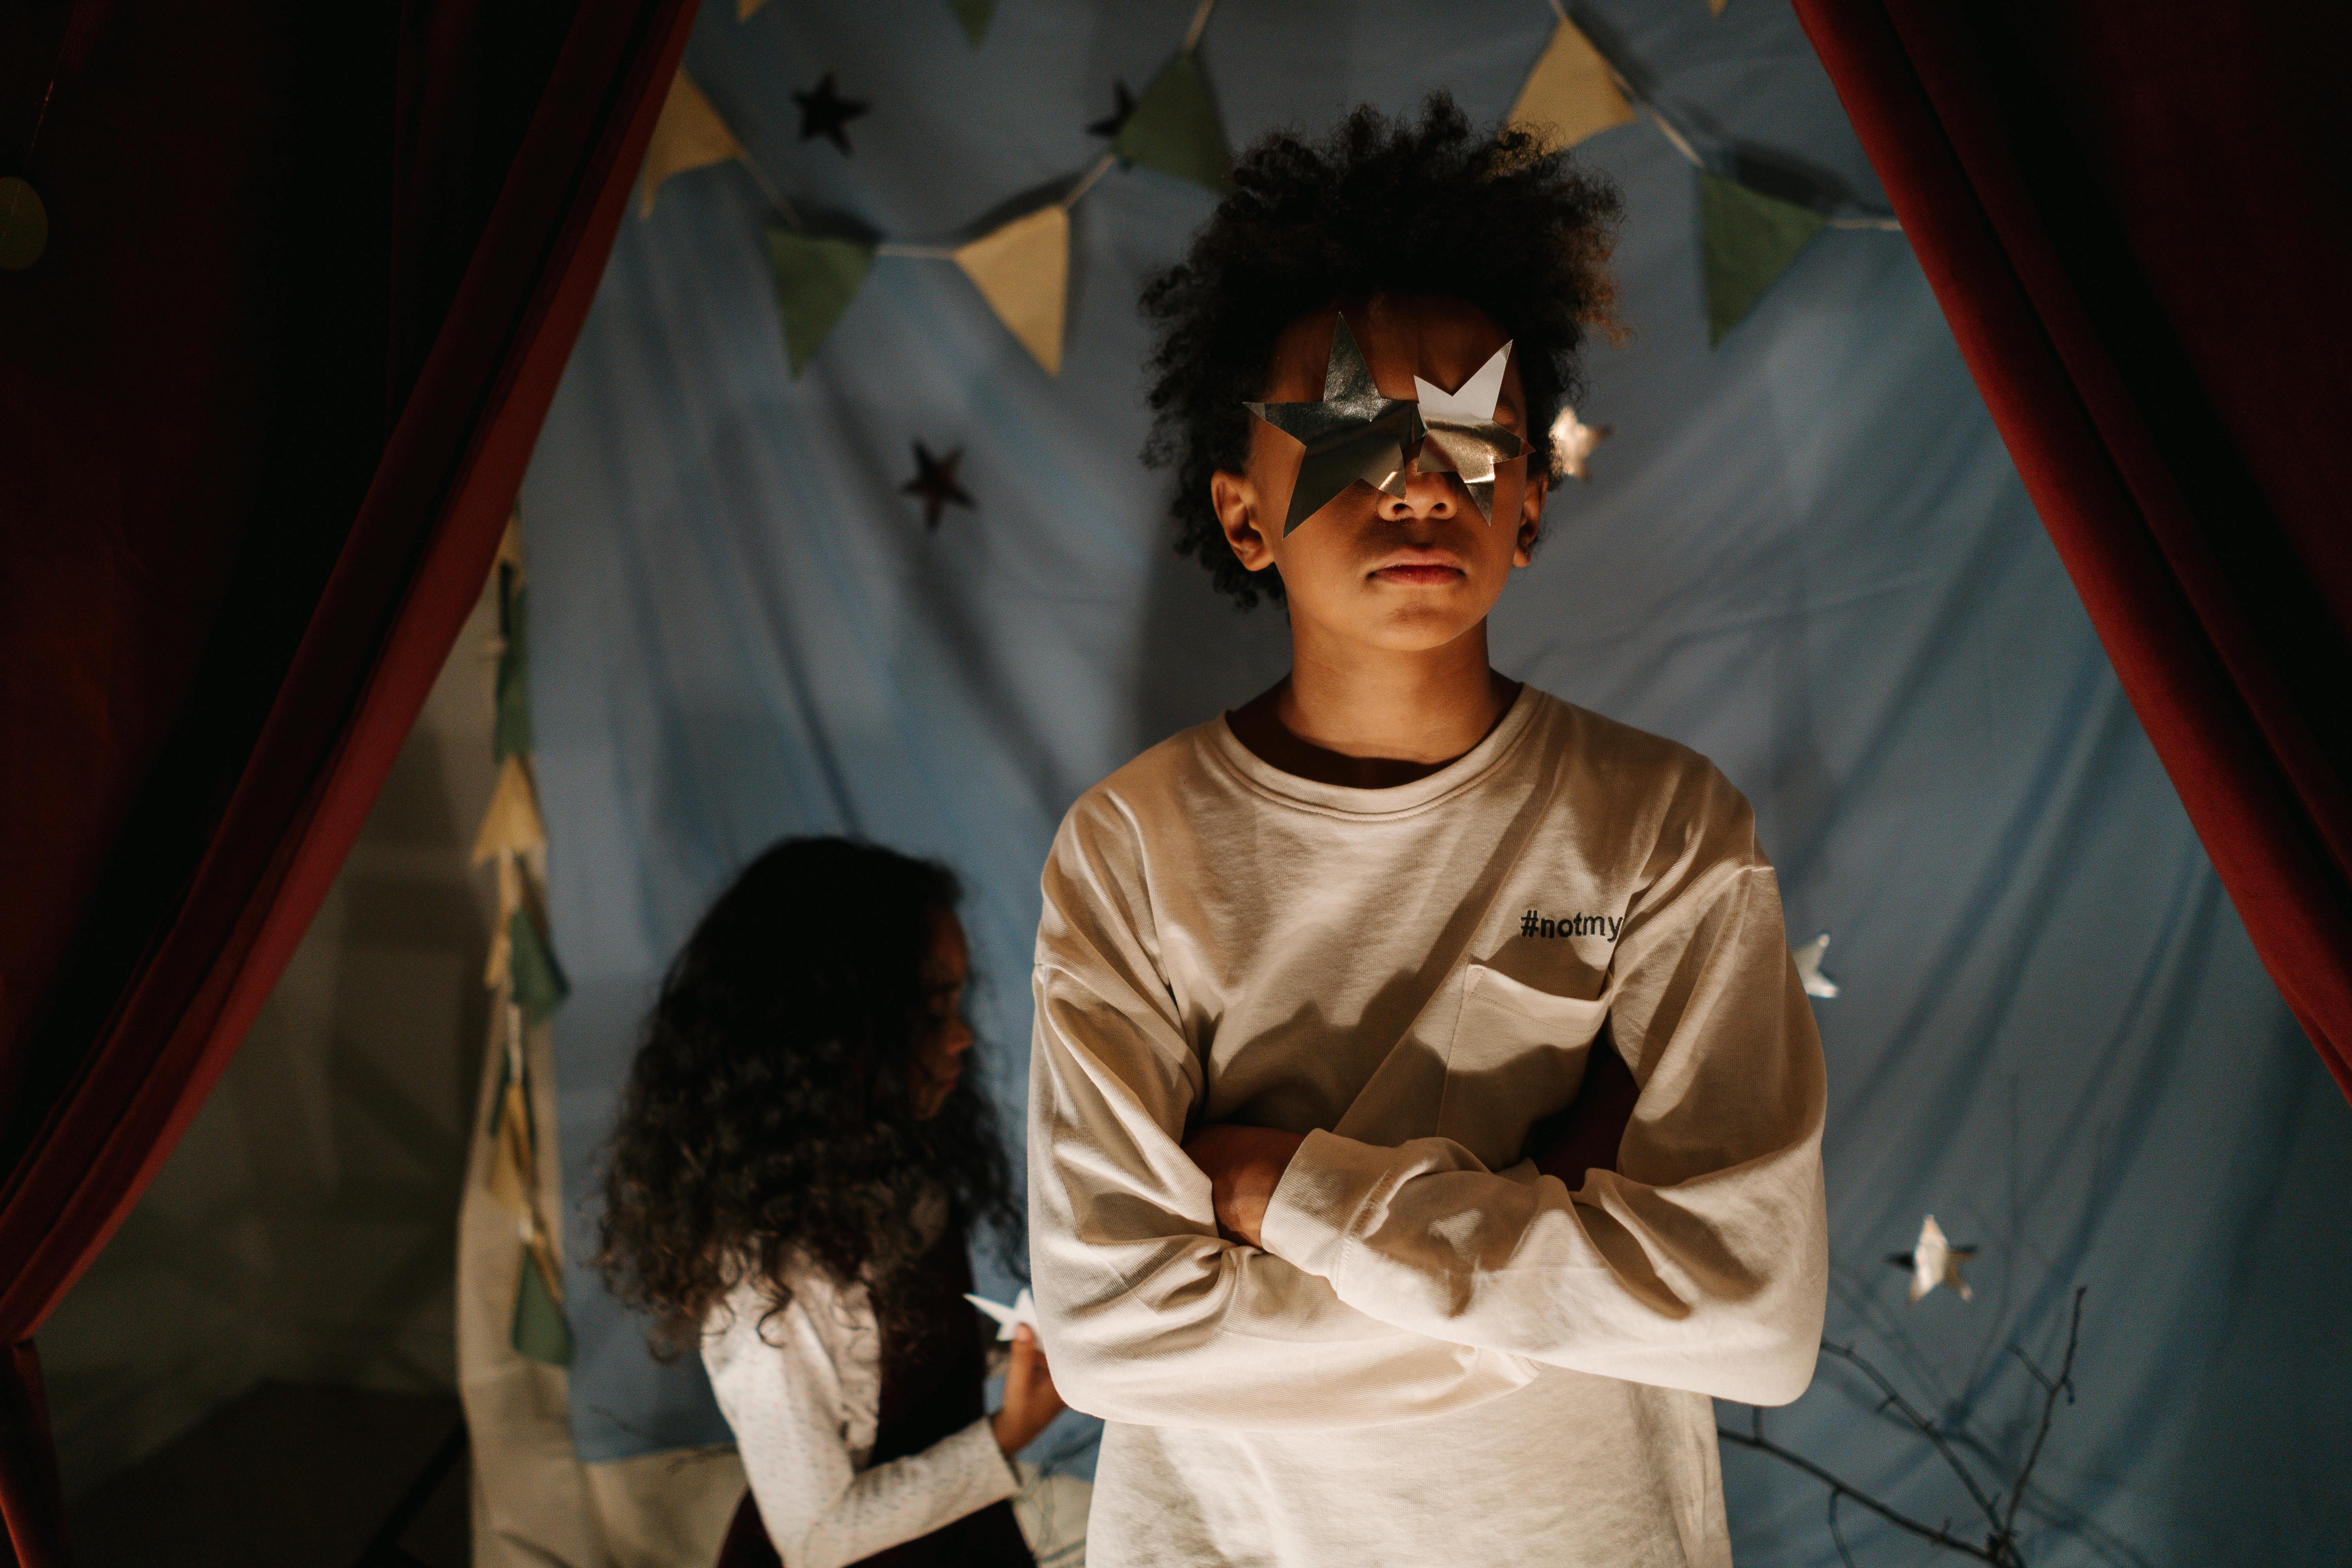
[488,1072,536,1225]
[954,205,1069,376]
[483,855,524,990]
[471,755,547,867]
[640,69,744,218]
[1508,20,1635,152]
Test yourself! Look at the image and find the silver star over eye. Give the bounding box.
[1412,342,1526,523]
[1244,315,1426,536]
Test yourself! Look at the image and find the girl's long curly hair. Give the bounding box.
[594,837,1022,1355]
[1141,93,1623,608]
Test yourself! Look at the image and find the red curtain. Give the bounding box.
[1790,0,2352,1097]
[0,0,696,1561]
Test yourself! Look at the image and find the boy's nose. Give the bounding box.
[1377,461,1457,521]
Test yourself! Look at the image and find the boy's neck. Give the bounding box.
[1227,619,1521,789]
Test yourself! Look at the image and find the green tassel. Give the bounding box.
[946,0,996,45]
[512,1249,574,1367]
[764,228,876,374]
[1113,52,1231,194]
[1699,171,1824,344]
[508,906,569,1025]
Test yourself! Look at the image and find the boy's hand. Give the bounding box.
[1181,1123,1307,1248]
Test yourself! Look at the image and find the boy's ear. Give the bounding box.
[1211,469,1275,572]
[1512,466,1548,568]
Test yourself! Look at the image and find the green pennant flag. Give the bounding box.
[1113,52,1230,193]
[1699,170,1824,344]
[512,1249,574,1366]
[946,0,996,45]
[494,575,532,761]
[763,227,875,374]
[508,906,569,1025]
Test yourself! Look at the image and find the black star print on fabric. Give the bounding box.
[902,442,975,531]
[793,70,869,154]
[1087,80,1136,140]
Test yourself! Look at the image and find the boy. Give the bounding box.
[1027,99,1827,1566]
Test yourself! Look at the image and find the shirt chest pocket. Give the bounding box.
[1436,964,1611,1171]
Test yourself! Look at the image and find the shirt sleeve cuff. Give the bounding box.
[947,1415,1024,1502]
[1258,1128,1401,1280]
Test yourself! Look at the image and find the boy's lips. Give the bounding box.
[1368,550,1466,585]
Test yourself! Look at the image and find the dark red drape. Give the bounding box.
[0,0,696,1561]
[1790,0,2352,1096]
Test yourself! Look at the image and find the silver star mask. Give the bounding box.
[1412,341,1525,523]
[1243,319,1526,532]
[1244,316,1425,535]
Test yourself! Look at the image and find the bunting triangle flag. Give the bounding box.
[1699,170,1824,343]
[512,1242,574,1366]
[954,205,1069,375]
[947,0,998,45]
[508,906,571,1025]
[488,1072,535,1223]
[640,69,744,218]
[764,227,876,374]
[472,756,548,867]
[1113,52,1230,192]
[1508,20,1635,152]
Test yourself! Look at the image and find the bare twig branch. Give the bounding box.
[2003,1287,2085,1539]
[1716,1425,2005,1564]
[1828,1491,1861,1568]
[1727,1288,2085,1567]
[1822,1340,2008,1534]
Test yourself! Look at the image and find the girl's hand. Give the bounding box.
[991,1324,1066,1456]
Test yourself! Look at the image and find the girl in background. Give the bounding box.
[597,837,1060,1568]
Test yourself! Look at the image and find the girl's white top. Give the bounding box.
[1027,687,1830,1568]
[701,1258,1020,1568]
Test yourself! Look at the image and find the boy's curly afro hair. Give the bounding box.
[1140,93,1622,608]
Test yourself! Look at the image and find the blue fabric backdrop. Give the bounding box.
[519,1,2352,1560]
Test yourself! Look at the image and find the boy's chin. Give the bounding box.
[1343,603,1493,653]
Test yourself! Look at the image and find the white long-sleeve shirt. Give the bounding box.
[1027,687,1828,1567]
[702,1261,1021,1568]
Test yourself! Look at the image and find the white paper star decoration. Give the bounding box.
[1548,405,1610,482]
[1792,932,1840,998]
[964,1287,1040,1341]
[1892,1215,1978,1303]
[1413,341,1526,523]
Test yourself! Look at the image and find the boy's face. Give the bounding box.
[1212,296,1545,655]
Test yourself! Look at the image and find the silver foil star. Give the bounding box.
[1245,316,1425,535]
[1889,1215,1978,1303]
[1413,342,1526,523]
[1549,403,1611,483]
